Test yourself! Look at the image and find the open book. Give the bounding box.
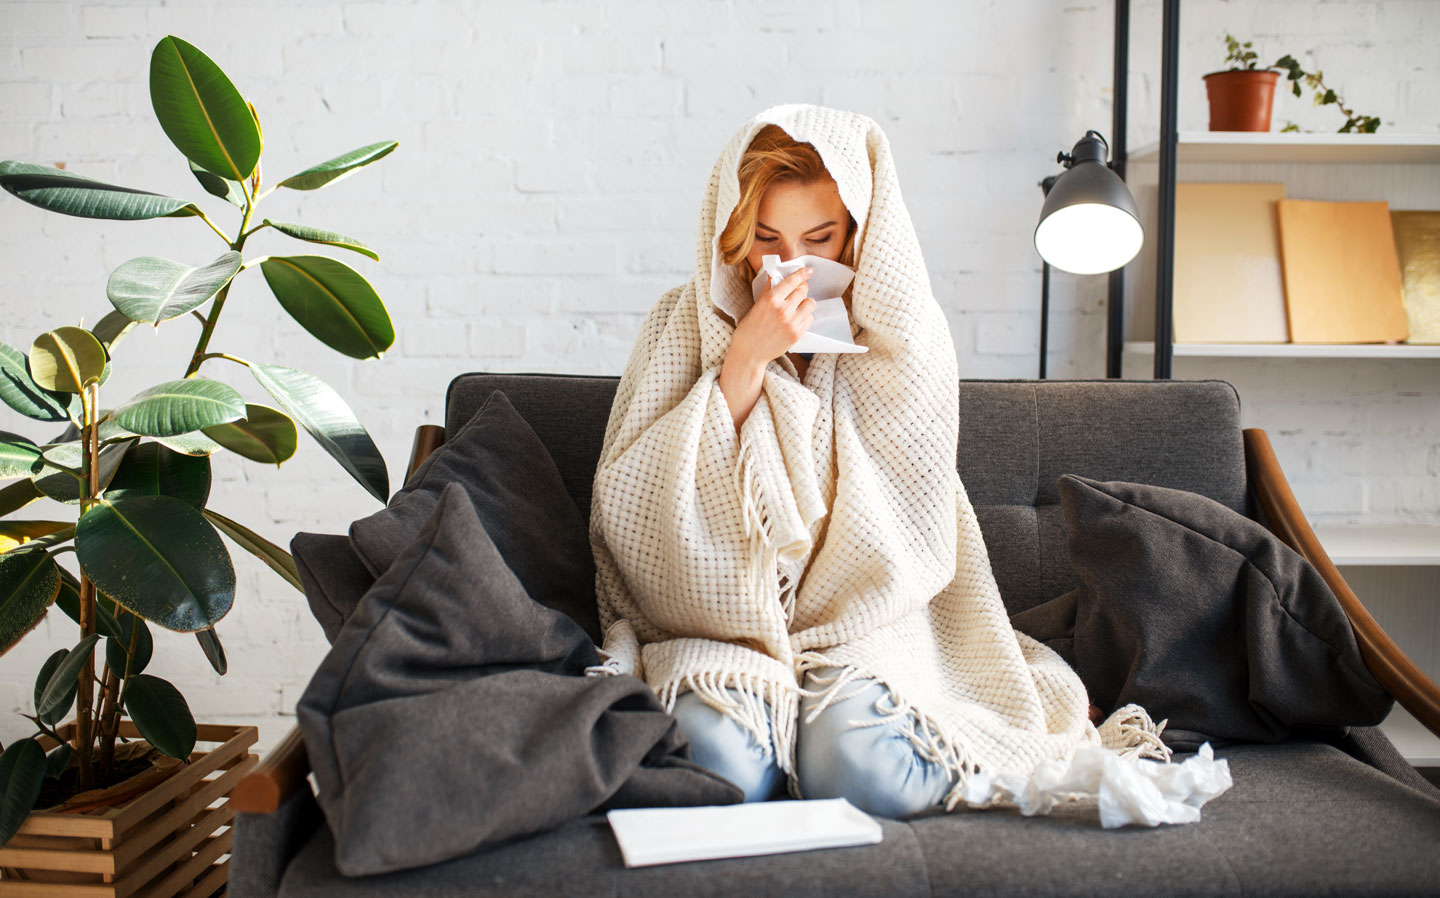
[606,798,883,867]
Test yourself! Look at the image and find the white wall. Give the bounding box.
[2,0,1437,752]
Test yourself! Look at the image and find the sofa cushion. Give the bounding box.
[1011,475,1392,749]
[298,483,737,877]
[274,741,1440,898]
[349,389,601,642]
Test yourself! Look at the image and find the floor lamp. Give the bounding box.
[1033,130,1144,378]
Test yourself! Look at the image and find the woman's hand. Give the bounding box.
[733,266,816,366]
[719,266,815,430]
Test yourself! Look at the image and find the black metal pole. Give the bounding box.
[1154,0,1181,379]
[1040,261,1050,379]
[1107,0,1130,379]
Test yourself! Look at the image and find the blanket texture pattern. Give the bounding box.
[588,104,1168,809]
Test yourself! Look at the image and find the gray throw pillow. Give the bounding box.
[298,483,738,876]
[290,532,372,643]
[1011,474,1392,750]
[347,389,601,643]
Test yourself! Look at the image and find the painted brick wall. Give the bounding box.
[1,0,1436,752]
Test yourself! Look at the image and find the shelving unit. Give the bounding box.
[1110,1,1440,768]
[1123,342,1440,359]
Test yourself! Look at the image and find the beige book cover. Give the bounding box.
[1174,182,1289,343]
[1276,199,1409,344]
[1391,210,1440,344]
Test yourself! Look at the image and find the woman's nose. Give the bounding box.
[781,241,804,261]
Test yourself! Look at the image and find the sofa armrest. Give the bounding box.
[236,424,449,816]
[1244,427,1440,740]
[232,725,309,814]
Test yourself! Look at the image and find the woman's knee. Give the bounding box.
[671,690,784,803]
[797,673,952,818]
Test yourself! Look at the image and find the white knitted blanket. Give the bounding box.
[589,104,1170,810]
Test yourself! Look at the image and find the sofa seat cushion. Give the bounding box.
[279,813,931,898]
[274,741,1440,898]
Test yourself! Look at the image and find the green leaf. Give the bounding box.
[0,526,73,558]
[0,739,46,847]
[124,675,195,760]
[276,140,397,191]
[36,633,99,720]
[201,403,297,465]
[0,434,42,479]
[53,568,127,641]
[112,378,245,437]
[151,429,225,457]
[203,508,301,591]
[107,252,243,326]
[196,627,226,676]
[0,550,59,656]
[263,219,379,261]
[34,649,74,726]
[33,438,135,504]
[104,441,211,507]
[259,255,394,359]
[30,327,106,394]
[105,613,152,678]
[188,160,245,208]
[92,310,139,353]
[0,521,72,547]
[0,161,199,221]
[0,342,69,422]
[0,480,40,517]
[75,496,234,632]
[44,743,71,779]
[251,364,388,501]
[149,36,261,182]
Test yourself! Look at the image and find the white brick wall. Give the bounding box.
[1,0,1437,753]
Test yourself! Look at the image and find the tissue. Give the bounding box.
[750,254,868,355]
[956,742,1233,828]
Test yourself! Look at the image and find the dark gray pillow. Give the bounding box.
[291,532,372,643]
[298,483,738,876]
[348,389,601,643]
[1011,474,1392,750]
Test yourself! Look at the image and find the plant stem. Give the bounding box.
[96,664,118,782]
[73,381,101,791]
[194,352,253,369]
[194,209,233,244]
[185,191,258,377]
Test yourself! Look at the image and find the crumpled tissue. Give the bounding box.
[957,742,1233,828]
[750,254,868,355]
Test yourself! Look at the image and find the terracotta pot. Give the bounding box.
[1202,69,1281,131]
[0,721,258,897]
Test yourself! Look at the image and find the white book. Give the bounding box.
[606,798,883,868]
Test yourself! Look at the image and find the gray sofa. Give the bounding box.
[230,374,1440,897]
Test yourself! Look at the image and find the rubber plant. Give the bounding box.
[0,35,395,844]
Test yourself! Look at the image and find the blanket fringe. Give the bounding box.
[795,653,977,810]
[1097,703,1173,762]
[734,426,801,624]
[657,669,801,776]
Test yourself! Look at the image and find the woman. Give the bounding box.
[587,104,1168,818]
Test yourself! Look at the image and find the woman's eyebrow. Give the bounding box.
[755,221,839,234]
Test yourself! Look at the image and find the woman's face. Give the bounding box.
[745,177,850,274]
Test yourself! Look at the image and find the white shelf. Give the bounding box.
[1314,525,1440,566]
[1123,341,1440,359]
[1380,705,1440,768]
[1128,131,1440,165]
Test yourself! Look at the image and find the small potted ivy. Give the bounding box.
[0,35,395,887]
[1204,33,1382,133]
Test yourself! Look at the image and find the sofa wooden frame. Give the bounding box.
[229,424,1440,816]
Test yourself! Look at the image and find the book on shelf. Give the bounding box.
[1174,182,1290,343]
[1392,210,1440,345]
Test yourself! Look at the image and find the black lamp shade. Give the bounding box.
[1034,138,1143,275]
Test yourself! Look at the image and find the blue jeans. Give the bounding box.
[670,668,953,818]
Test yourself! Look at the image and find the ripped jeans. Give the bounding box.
[670,667,953,819]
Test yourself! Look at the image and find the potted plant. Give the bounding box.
[1204,33,1383,133]
[1202,34,1283,131]
[0,35,395,887]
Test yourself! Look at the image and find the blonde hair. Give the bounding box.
[719,124,857,283]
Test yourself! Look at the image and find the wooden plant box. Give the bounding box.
[0,722,258,898]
